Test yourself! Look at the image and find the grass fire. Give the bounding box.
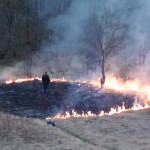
[4,75,150,120]
[1,75,150,150]
[1,0,150,150]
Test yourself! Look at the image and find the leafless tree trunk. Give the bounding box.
[25,1,33,78]
[94,8,123,88]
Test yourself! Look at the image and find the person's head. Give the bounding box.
[45,72,47,75]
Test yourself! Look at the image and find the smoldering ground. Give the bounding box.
[0,79,136,118]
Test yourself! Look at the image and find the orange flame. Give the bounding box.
[46,103,150,120]
[5,77,41,84]
[5,75,150,119]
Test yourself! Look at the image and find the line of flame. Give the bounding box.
[5,76,150,120]
[46,103,150,120]
[5,77,86,84]
[5,76,150,102]
[5,77,41,84]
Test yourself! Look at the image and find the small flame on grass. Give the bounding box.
[46,103,150,120]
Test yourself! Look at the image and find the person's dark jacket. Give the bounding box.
[42,74,50,85]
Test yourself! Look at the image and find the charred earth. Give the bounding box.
[0,80,136,118]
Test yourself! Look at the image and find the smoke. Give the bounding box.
[116,0,150,81]
[39,0,150,80]
[36,0,105,78]
[0,62,25,81]
[1,0,150,81]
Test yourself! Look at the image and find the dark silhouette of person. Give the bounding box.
[42,72,50,94]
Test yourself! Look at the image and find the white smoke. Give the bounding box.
[1,0,150,81]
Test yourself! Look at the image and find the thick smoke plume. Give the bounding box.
[35,0,150,82]
[1,0,150,82]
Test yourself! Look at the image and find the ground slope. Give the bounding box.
[0,109,150,150]
[54,109,150,150]
[0,80,148,150]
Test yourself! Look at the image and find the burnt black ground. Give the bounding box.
[0,80,136,118]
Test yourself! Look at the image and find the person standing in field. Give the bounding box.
[42,72,50,94]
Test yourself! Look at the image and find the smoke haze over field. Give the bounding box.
[1,0,150,81]
[35,0,150,80]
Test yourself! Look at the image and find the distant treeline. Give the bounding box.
[0,0,72,61]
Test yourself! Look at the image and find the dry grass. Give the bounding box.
[55,109,150,150]
[0,112,100,150]
[1,109,150,150]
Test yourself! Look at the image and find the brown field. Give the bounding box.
[0,109,150,150]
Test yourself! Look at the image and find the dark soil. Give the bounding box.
[0,80,136,118]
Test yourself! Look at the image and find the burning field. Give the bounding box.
[1,0,150,149]
[1,109,150,150]
[0,76,150,150]
[1,75,150,119]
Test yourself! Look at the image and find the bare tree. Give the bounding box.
[93,8,124,88]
